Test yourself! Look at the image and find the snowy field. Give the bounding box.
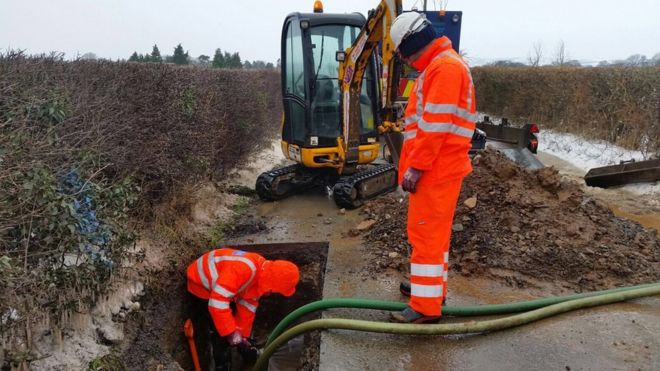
[538,130,659,196]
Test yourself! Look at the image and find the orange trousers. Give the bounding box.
[407,178,463,316]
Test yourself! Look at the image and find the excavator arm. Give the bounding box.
[337,0,403,173]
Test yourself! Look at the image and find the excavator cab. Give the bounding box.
[280,12,381,168]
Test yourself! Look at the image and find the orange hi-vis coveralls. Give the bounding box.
[186,248,265,337]
[398,36,476,316]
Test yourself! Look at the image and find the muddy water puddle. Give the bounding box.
[538,151,660,232]
[610,206,660,232]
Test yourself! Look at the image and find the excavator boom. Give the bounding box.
[338,0,403,171]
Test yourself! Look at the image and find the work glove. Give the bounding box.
[402,167,423,193]
[225,330,244,347]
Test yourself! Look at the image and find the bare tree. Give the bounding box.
[553,40,567,66]
[527,41,543,67]
[652,52,660,66]
[459,49,470,63]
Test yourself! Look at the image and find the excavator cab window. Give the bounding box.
[281,13,378,148]
[309,24,376,142]
[282,19,307,145]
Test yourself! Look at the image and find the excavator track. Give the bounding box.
[332,164,398,209]
[256,164,316,201]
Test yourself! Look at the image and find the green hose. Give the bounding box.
[255,283,660,371]
[267,282,660,345]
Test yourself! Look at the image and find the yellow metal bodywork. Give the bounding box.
[281,140,379,170]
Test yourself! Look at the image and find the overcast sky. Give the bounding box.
[2,0,659,65]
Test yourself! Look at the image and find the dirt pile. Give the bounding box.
[362,149,660,291]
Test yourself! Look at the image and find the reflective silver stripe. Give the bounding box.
[444,252,449,262]
[404,116,417,126]
[403,130,417,141]
[213,285,235,298]
[197,255,210,290]
[238,299,257,313]
[418,119,474,138]
[443,270,448,281]
[414,50,454,121]
[214,256,257,293]
[424,103,478,122]
[410,283,443,298]
[208,298,230,310]
[208,250,218,289]
[411,263,444,277]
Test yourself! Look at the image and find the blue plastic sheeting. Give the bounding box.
[60,170,114,268]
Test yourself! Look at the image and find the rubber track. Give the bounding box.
[255,164,299,201]
[333,164,397,209]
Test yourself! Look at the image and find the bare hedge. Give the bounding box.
[0,52,280,365]
[1,52,281,205]
[472,66,660,156]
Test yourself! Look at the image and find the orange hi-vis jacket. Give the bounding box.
[398,36,476,186]
[186,248,265,337]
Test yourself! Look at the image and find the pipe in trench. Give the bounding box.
[254,283,660,371]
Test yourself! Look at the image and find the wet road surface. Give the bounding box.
[228,189,659,371]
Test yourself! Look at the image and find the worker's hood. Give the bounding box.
[410,36,453,72]
[257,260,300,297]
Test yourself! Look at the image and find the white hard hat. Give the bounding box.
[390,12,431,50]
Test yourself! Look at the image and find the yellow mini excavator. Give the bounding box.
[256,0,405,209]
[256,0,471,209]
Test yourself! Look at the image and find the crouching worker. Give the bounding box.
[186,247,300,370]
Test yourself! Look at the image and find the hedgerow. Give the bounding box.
[472,66,660,157]
[0,51,280,364]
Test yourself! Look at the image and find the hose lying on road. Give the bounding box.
[267,282,660,344]
[254,283,660,371]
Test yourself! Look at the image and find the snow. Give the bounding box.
[229,138,291,187]
[538,130,660,196]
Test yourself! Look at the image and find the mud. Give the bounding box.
[362,149,660,292]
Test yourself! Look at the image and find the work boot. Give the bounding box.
[390,306,440,324]
[399,280,447,305]
[399,280,411,297]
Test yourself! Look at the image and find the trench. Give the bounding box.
[117,239,329,371]
[235,242,328,371]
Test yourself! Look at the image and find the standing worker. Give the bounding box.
[186,247,300,370]
[389,12,476,323]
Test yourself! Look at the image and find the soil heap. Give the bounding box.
[361,149,660,292]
